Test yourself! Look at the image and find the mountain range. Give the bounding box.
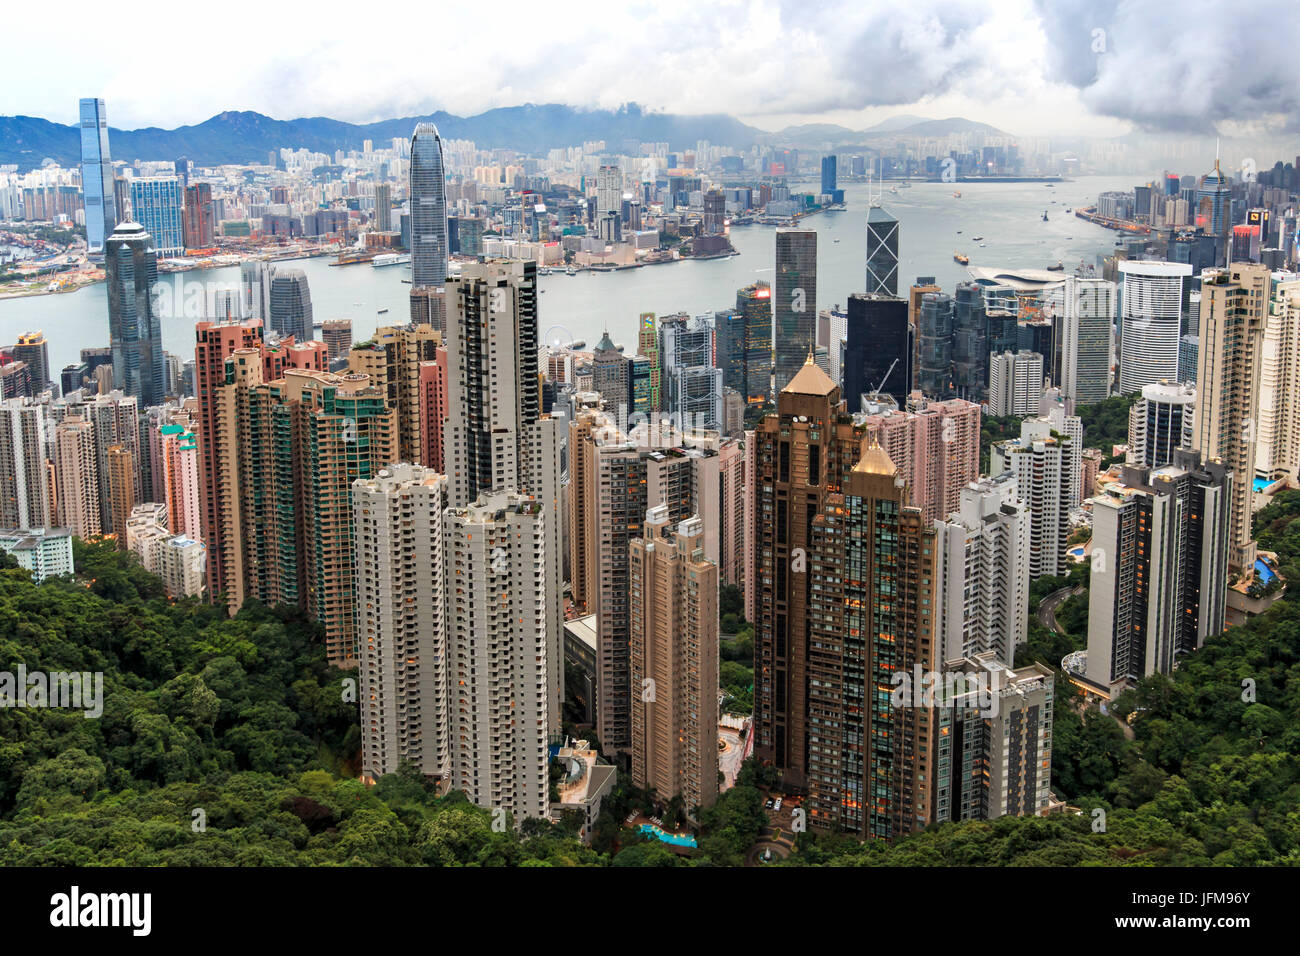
[0,103,1009,171]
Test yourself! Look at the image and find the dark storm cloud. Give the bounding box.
[1034,0,1300,131]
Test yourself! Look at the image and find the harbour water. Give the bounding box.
[0,176,1136,373]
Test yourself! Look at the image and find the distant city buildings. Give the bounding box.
[128,177,185,257]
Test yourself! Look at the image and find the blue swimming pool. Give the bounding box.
[1256,558,1276,585]
[1254,477,1271,493]
[639,824,697,848]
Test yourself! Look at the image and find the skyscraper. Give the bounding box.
[105,220,165,407]
[988,350,1044,417]
[353,464,449,782]
[347,323,440,466]
[0,398,53,530]
[445,490,551,824]
[659,313,723,431]
[54,416,100,539]
[865,204,899,297]
[1128,380,1195,468]
[843,294,911,410]
[410,123,448,327]
[373,183,392,232]
[1060,276,1116,407]
[734,283,772,405]
[934,473,1030,666]
[241,260,274,320]
[773,229,817,391]
[445,260,563,731]
[820,155,837,196]
[182,183,214,249]
[128,177,185,257]
[1256,276,1300,483]
[12,331,51,396]
[1118,260,1193,394]
[992,417,1076,579]
[1085,450,1230,691]
[629,508,720,815]
[268,269,314,344]
[79,98,117,256]
[917,291,954,395]
[1194,262,1270,569]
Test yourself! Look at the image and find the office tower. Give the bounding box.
[373,183,392,232]
[194,319,327,609]
[79,98,117,256]
[268,269,314,344]
[933,655,1054,821]
[1197,159,1232,261]
[320,319,353,361]
[418,348,449,473]
[1255,275,1300,484]
[125,504,204,599]
[128,178,185,256]
[0,528,74,582]
[637,312,662,411]
[659,313,723,431]
[1194,263,1270,569]
[591,331,630,422]
[820,155,837,196]
[106,221,165,407]
[105,444,136,548]
[703,188,726,235]
[1178,334,1199,383]
[13,332,51,395]
[773,229,817,391]
[844,294,912,411]
[734,283,772,404]
[992,419,1075,579]
[934,473,1030,666]
[629,508,720,815]
[410,123,448,328]
[240,260,275,320]
[182,183,214,249]
[918,291,954,395]
[857,397,981,526]
[1128,380,1195,468]
[0,398,53,530]
[1085,450,1230,691]
[596,164,622,218]
[1118,261,1193,393]
[752,359,863,792]
[353,464,449,782]
[1060,276,1116,407]
[988,350,1044,417]
[713,309,747,398]
[445,490,551,824]
[865,204,899,297]
[908,277,942,388]
[348,323,440,466]
[54,416,100,539]
[444,260,562,731]
[950,281,987,398]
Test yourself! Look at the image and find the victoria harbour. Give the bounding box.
[0,176,1133,372]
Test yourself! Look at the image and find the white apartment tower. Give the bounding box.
[1118,260,1193,393]
[445,490,551,825]
[353,465,450,784]
[988,350,1044,417]
[934,473,1031,666]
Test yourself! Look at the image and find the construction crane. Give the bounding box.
[870,357,899,403]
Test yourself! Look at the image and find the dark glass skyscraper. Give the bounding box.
[410,123,448,289]
[268,269,314,343]
[820,155,837,196]
[736,282,772,404]
[774,229,817,392]
[106,221,164,406]
[79,98,117,256]
[843,294,912,411]
[918,292,955,396]
[865,204,899,296]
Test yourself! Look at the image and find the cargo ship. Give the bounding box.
[953,251,970,265]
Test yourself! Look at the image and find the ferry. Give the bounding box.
[377,308,389,314]
[971,236,983,241]
[372,252,410,268]
[953,251,970,265]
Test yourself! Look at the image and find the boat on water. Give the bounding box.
[832,238,840,243]
[953,251,970,265]
[372,252,410,268]
[1047,261,1064,271]
[953,191,962,198]
[565,267,576,276]
[1042,210,1049,221]
[972,235,983,241]
[377,308,389,314]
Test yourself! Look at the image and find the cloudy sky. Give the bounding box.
[3,0,1296,137]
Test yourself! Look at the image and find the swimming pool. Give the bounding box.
[639,824,697,848]
[1256,558,1276,585]
[1254,477,1271,493]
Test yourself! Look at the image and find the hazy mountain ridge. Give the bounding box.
[1,105,1009,171]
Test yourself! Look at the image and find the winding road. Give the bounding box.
[1038,585,1084,633]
